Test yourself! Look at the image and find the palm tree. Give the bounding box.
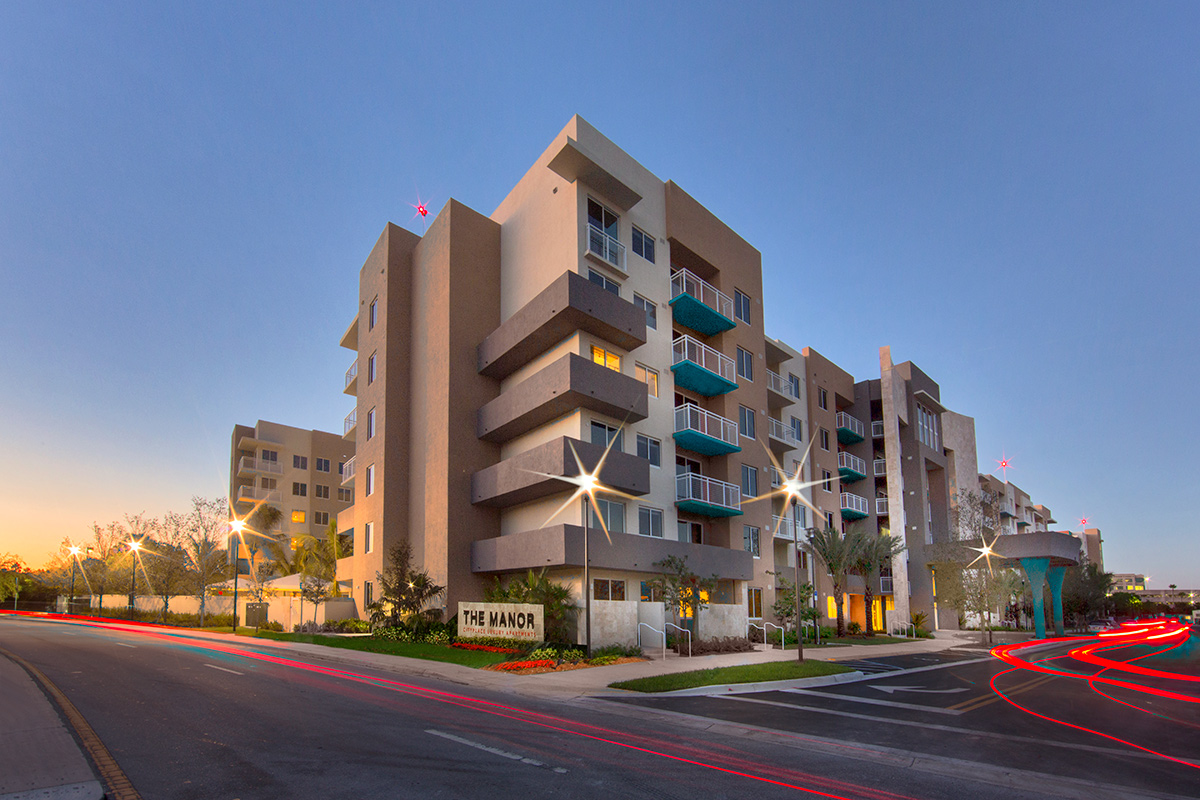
[853,532,907,637]
[807,527,869,637]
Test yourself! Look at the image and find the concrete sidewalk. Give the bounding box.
[0,653,103,800]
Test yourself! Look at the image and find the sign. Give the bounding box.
[458,602,544,641]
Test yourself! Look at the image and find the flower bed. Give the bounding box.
[450,642,523,654]
[484,656,647,675]
[494,659,556,671]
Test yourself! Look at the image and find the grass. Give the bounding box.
[762,635,913,650]
[610,659,852,693]
[240,630,513,668]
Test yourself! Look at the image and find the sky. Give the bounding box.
[1,2,1196,588]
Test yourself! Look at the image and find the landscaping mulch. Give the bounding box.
[482,656,648,675]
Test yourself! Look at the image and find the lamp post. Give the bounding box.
[230,519,246,631]
[127,540,142,619]
[68,545,80,614]
[790,495,804,662]
[581,495,592,657]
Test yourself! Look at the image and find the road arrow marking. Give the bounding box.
[870,685,970,695]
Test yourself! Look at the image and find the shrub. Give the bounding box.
[456,635,535,650]
[260,620,284,632]
[675,636,754,656]
[847,621,863,635]
[589,643,642,659]
[588,654,620,666]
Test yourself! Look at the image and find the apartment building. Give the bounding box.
[1075,527,1104,570]
[229,420,355,572]
[333,116,822,646]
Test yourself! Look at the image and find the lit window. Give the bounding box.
[635,363,658,397]
[741,464,758,498]
[638,506,663,538]
[632,227,655,263]
[587,269,620,296]
[633,293,657,329]
[748,587,763,618]
[591,345,621,372]
[739,405,755,439]
[636,434,661,467]
[744,526,760,558]
[291,511,306,524]
[736,347,753,380]
[733,290,751,324]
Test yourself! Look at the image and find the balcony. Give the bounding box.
[772,515,799,540]
[341,455,356,487]
[675,473,742,518]
[837,451,867,482]
[586,224,626,272]
[767,416,798,452]
[671,334,737,396]
[236,486,281,505]
[769,466,785,489]
[872,420,885,438]
[840,492,869,520]
[344,359,358,396]
[344,408,357,442]
[673,405,740,456]
[766,369,800,407]
[876,498,889,516]
[237,456,282,477]
[836,411,865,444]
[668,268,736,336]
[472,437,649,508]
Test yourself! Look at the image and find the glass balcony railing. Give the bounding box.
[675,473,742,517]
[587,224,626,271]
[837,451,867,482]
[840,491,869,520]
[669,268,736,335]
[836,411,865,444]
[673,405,740,456]
[671,334,737,396]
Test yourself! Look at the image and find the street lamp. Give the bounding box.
[68,545,80,614]
[230,519,247,630]
[127,539,142,618]
[782,480,805,662]
[578,476,600,657]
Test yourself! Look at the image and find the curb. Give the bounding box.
[603,669,868,698]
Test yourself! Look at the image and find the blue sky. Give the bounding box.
[1,2,1196,588]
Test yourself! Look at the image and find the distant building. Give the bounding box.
[1110,573,1146,592]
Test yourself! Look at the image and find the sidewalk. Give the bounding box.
[0,653,103,800]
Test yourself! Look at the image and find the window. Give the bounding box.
[364,580,373,606]
[676,455,700,475]
[818,387,828,410]
[638,506,663,538]
[734,290,751,324]
[291,512,305,526]
[741,464,758,498]
[293,455,308,470]
[678,520,703,544]
[316,458,330,473]
[367,353,376,384]
[587,269,620,296]
[789,373,801,399]
[636,434,661,467]
[314,484,329,499]
[591,421,624,451]
[917,403,941,450]
[591,345,621,372]
[739,405,755,439]
[292,482,307,497]
[633,293,656,329]
[748,587,763,618]
[825,511,836,529]
[587,198,619,238]
[640,581,663,602]
[260,477,277,490]
[589,498,626,534]
[593,578,626,601]
[736,347,753,380]
[632,226,655,263]
[790,416,803,442]
[635,363,658,397]
[363,522,373,554]
[365,464,375,496]
[819,428,830,451]
[338,461,345,476]
[368,298,377,331]
[313,511,329,526]
[744,526,760,558]
[261,449,278,462]
[337,487,352,502]
[821,470,833,492]
[367,407,376,440]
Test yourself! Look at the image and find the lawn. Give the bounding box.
[610,659,852,693]
[240,630,513,668]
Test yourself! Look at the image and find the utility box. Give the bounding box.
[245,602,269,629]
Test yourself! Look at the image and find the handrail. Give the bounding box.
[670,268,733,321]
[675,472,741,512]
[663,622,692,658]
[673,404,738,447]
[748,621,784,651]
[637,621,667,661]
[345,359,358,388]
[893,622,916,639]
[766,369,800,401]
[768,416,797,446]
[836,411,865,438]
[344,408,357,435]
[672,334,736,383]
[587,224,626,270]
[837,451,865,474]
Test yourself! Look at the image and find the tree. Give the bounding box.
[300,574,330,628]
[83,521,127,609]
[243,503,283,579]
[806,527,867,637]
[0,553,29,608]
[766,573,816,636]
[371,541,445,631]
[852,531,906,637]
[142,527,193,619]
[175,497,231,626]
[1062,562,1112,625]
[648,555,718,642]
[486,569,576,644]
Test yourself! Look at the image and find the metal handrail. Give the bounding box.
[664,622,692,658]
[345,359,358,388]
[876,498,889,516]
[344,408,357,435]
[840,492,868,516]
[836,411,865,438]
[587,224,626,270]
[675,472,741,512]
[873,459,887,476]
[341,456,356,485]
[673,404,738,447]
[894,623,916,639]
[871,420,885,438]
[838,451,866,475]
[768,416,797,446]
[767,369,800,400]
[238,456,282,476]
[772,515,796,539]
[670,268,733,321]
[672,334,736,383]
[748,621,784,651]
[637,622,667,661]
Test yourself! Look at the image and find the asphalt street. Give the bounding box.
[0,616,1106,800]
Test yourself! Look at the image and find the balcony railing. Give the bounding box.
[670,268,734,323]
[236,486,281,504]
[872,420,885,438]
[840,491,869,519]
[837,451,867,479]
[876,497,889,516]
[836,411,865,443]
[767,369,800,401]
[341,455,356,486]
[345,359,358,389]
[769,465,785,488]
[671,334,737,395]
[675,473,742,516]
[587,224,626,271]
[673,405,739,454]
[772,515,798,540]
[880,576,894,594]
[873,458,887,476]
[768,416,798,448]
[344,408,357,436]
[238,456,282,476]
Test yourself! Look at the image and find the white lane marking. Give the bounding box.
[870,685,970,695]
[427,729,567,773]
[204,664,244,676]
[782,688,965,715]
[114,643,137,648]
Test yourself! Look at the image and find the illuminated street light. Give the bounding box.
[128,539,143,618]
[68,545,81,613]
[229,518,248,630]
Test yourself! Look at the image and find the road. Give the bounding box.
[1,616,1195,800]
